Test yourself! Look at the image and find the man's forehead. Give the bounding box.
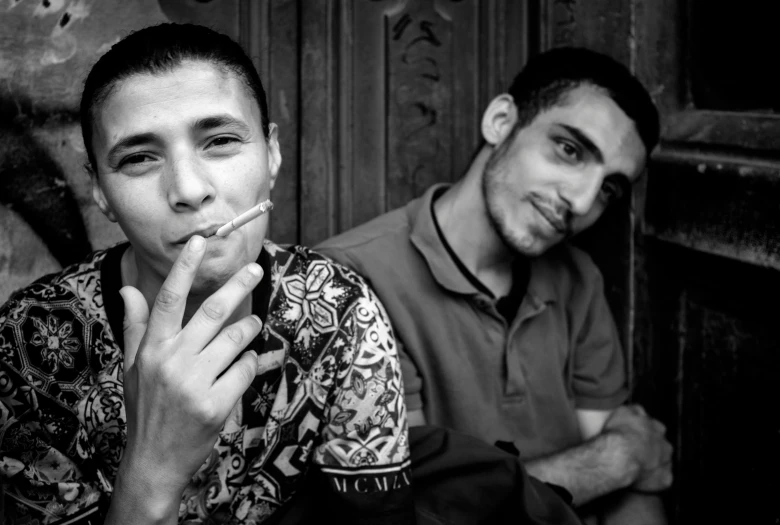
[536,85,647,174]
[98,64,261,136]
[538,86,633,135]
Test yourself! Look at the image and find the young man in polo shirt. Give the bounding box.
[317,47,673,523]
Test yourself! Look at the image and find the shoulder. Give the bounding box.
[2,248,110,321]
[265,241,384,318]
[264,242,397,391]
[0,248,118,401]
[315,207,412,267]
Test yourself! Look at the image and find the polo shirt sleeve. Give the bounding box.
[397,337,424,412]
[571,268,631,411]
[312,285,416,524]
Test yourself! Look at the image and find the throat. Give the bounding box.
[474,264,514,299]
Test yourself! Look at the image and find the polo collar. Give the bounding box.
[408,183,557,305]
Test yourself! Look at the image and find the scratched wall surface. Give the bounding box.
[0,0,242,302]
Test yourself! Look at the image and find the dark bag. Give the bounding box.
[267,425,582,525]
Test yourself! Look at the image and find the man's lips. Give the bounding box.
[174,224,223,244]
[531,201,567,233]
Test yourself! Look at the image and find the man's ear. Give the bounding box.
[89,167,117,223]
[481,94,519,146]
[266,123,282,191]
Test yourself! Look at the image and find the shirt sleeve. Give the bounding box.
[571,268,631,411]
[312,284,416,525]
[397,337,424,412]
[0,298,111,525]
[316,247,425,415]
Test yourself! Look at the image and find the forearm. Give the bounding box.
[524,431,639,506]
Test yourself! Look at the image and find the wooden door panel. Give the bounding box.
[246,0,528,245]
[642,242,780,523]
[545,0,780,521]
[647,148,780,271]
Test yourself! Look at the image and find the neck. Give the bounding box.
[435,146,516,297]
[121,245,252,327]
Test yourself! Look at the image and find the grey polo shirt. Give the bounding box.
[317,184,629,459]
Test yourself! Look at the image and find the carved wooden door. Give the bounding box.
[545,0,780,522]
[245,0,530,245]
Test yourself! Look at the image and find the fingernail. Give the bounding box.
[190,235,205,251]
[247,263,263,277]
[251,314,263,327]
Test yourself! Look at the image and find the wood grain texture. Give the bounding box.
[299,0,338,246]
[647,146,780,270]
[255,0,528,245]
[265,0,301,245]
[386,0,453,210]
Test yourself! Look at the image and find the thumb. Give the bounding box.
[119,285,149,371]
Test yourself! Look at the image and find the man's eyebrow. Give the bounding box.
[558,124,604,164]
[107,133,157,164]
[193,115,252,134]
[106,116,252,164]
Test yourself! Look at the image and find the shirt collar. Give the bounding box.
[408,183,557,304]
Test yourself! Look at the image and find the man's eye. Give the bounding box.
[120,153,153,166]
[208,136,240,148]
[555,140,581,162]
[600,179,625,202]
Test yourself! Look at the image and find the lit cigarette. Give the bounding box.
[214,199,274,237]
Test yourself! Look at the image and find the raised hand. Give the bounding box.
[108,235,263,523]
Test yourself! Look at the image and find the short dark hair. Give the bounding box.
[508,47,659,154]
[80,23,270,172]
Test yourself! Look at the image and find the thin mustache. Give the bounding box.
[174,224,222,243]
[529,194,571,233]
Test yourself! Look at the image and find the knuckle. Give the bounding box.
[239,360,256,384]
[223,325,245,345]
[155,287,181,311]
[133,352,155,373]
[158,360,181,385]
[236,268,257,289]
[193,399,221,427]
[155,286,181,311]
[201,299,227,322]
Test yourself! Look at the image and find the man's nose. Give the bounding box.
[166,156,215,211]
[559,170,604,217]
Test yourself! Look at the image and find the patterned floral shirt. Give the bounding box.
[0,241,413,524]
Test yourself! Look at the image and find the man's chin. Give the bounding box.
[502,229,555,258]
[515,243,550,258]
[190,263,242,296]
